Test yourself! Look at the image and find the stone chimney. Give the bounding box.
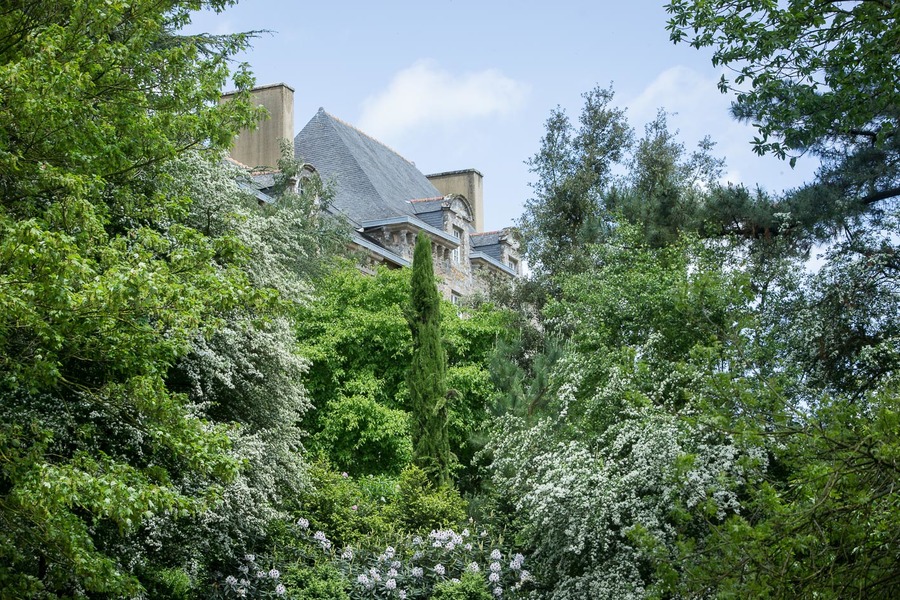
[426,169,484,232]
[221,83,294,170]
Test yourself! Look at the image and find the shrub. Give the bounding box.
[385,466,467,533]
[314,384,413,476]
[295,463,397,547]
[431,572,494,600]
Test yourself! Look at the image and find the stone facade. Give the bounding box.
[230,84,520,300]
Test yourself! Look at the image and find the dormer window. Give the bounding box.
[451,226,464,263]
[508,257,519,274]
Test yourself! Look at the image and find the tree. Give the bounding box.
[0,1,260,595]
[140,151,348,584]
[666,0,900,237]
[518,86,633,277]
[489,229,761,599]
[294,264,510,481]
[608,110,725,246]
[407,235,452,486]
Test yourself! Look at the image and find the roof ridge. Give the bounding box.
[322,110,416,167]
[409,196,446,203]
[225,156,252,169]
[471,229,503,236]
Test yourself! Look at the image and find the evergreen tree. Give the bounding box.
[407,234,451,486]
[518,86,633,278]
[667,0,900,241]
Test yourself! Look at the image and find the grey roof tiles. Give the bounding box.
[294,109,441,226]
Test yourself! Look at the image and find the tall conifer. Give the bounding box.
[407,234,451,486]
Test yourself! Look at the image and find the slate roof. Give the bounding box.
[294,109,441,225]
[409,198,447,213]
[470,231,502,247]
[471,231,504,262]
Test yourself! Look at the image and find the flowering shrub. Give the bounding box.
[431,571,494,600]
[211,555,288,598]
[489,401,762,599]
[216,519,532,599]
[293,523,531,600]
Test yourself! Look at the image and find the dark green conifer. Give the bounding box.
[407,234,451,486]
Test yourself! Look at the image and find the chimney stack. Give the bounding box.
[221,83,294,170]
[426,169,484,232]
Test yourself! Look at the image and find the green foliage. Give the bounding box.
[139,567,194,600]
[141,150,348,580]
[666,0,900,239]
[679,390,900,599]
[663,222,900,598]
[519,86,737,279]
[297,265,410,401]
[0,0,260,215]
[283,563,350,600]
[666,0,899,160]
[314,382,413,476]
[518,86,632,276]
[385,466,468,533]
[488,230,761,598]
[608,110,725,246]
[0,1,262,593]
[431,572,493,600]
[296,263,511,483]
[503,168,900,599]
[408,235,451,486]
[292,464,396,548]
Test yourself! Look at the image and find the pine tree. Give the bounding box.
[407,234,452,486]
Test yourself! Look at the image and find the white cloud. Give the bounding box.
[627,65,729,127]
[721,169,743,186]
[626,66,819,193]
[358,60,529,140]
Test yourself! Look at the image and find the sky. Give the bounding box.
[189,0,820,232]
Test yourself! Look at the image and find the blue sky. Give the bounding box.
[190,1,819,231]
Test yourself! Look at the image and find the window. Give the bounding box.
[450,291,462,305]
[508,257,519,274]
[451,226,464,264]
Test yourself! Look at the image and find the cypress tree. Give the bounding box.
[407,234,452,486]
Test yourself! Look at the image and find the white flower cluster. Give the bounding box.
[490,365,757,600]
[296,523,531,599]
[357,573,373,589]
[428,528,465,550]
[313,529,332,551]
[218,553,286,599]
